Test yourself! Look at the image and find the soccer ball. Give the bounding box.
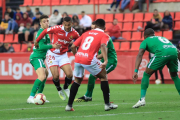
[34,93,46,105]
[155,79,162,85]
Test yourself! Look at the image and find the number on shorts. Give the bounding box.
[158,37,169,43]
[81,36,94,50]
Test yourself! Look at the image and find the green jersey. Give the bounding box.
[140,36,177,56]
[30,28,52,60]
[98,38,117,63]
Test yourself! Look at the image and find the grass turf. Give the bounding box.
[0,84,179,120]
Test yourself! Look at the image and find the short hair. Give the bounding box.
[26,23,31,26]
[40,15,49,21]
[81,11,85,13]
[16,7,20,10]
[63,17,72,22]
[92,21,96,25]
[35,8,39,11]
[95,19,105,28]
[36,12,41,15]
[7,6,11,9]
[144,28,155,37]
[154,9,158,11]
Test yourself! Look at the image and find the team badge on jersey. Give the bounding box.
[70,35,73,40]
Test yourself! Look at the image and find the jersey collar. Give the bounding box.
[94,28,104,32]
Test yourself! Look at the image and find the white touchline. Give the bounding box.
[11,111,175,120]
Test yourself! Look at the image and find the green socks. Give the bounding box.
[30,79,42,96]
[171,76,180,95]
[85,74,96,98]
[38,79,47,93]
[140,72,151,99]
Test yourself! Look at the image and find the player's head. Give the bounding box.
[91,21,96,30]
[40,15,49,29]
[144,28,155,39]
[63,16,72,32]
[94,19,105,30]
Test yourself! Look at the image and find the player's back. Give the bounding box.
[75,29,109,65]
[141,36,177,56]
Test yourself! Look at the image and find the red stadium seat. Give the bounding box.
[0,0,2,7]
[122,22,133,31]
[174,21,180,30]
[52,0,60,5]
[120,42,130,51]
[155,31,162,36]
[113,42,120,50]
[170,12,174,19]
[60,0,70,5]
[108,0,114,4]
[42,0,50,5]
[69,0,79,5]
[159,12,164,18]
[79,0,89,5]
[78,14,82,20]
[117,22,123,29]
[32,0,42,6]
[144,13,153,21]
[4,34,13,43]
[131,32,142,41]
[115,13,124,22]
[163,31,173,40]
[153,0,166,2]
[130,42,141,51]
[21,0,33,6]
[0,34,4,42]
[96,14,105,20]
[133,22,143,31]
[134,13,144,22]
[174,12,180,21]
[21,44,28,52]
[123,13,133,22]
[166,0,176,2]
[88,14,95,21]
[12,44,21,52]
[105,23,112,31]
[14,34,19,43]
[122,32,131,40]
[104,14,113,22]
[98,0,108,4]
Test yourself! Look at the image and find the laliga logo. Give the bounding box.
[0,59,33,80]
[139,59,148,69]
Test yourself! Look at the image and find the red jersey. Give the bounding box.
[73,28,109,65]
[36,25,79,55]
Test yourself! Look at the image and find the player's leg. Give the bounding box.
[38,68,48,93]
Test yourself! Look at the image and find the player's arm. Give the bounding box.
[38,40,61,50]
[177,49,180,62]
[71,35,83,55]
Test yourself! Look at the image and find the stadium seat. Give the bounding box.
[108,0,114,4]
[105,23,112,31]
[123,13,134,22]
[78,14,82,20]
[21,44,28,52]
[170,12,174,19]
[118,22,123,29]
[163,31,173,40]
[52,0,60,5]
[174,12,180,21]
[159,12,164,18]
[79,0,89,5]
[89,0,108,4]
[60,0,70,5]
[155,31,162,36]
[174,21,180,30]
[88,14,95,21]
[104,14,113,22]
[12,44,21,52]
[122,32,131,40]
[0,0,1,7]
[153,0,166,2]
[4,34,13,43]
[166,0,176,2]
[131,32,142,41]
[42,0,50,5]
[115,13,124,22]
[69,0,79,5]
[122,22,133,31]
[133,22,143,31]
[130,42,141,51]
[134,13,144,22]
[144,13,153,21]
[21,0,33,6]
[32,0,42,6]
[120,42,130,51]
[96,14,105,20]
[0,34,4,42]
[14,34,19,43]
[113,42,120,50]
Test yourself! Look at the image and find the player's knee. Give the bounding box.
[66,73,73,79]
[53,75,59,81]
[45,70,49,78]
[38,75,46,81]
[170,72,177,78]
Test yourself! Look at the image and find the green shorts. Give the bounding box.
[104,61,117,74]
[30,58,46,70]
[147,55,178,73]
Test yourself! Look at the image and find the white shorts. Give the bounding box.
[46,50,70,68]
[74,57,102,78]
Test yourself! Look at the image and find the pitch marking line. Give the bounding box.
[11,111,175,120]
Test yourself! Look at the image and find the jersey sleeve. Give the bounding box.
[38,39,53,50]
[139,40,147,50]
[74,30,80,40]
[101,34,109,46]
[73,35,83,47]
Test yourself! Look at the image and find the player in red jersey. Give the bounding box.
[35,17,79,100]
[65,19,118,111]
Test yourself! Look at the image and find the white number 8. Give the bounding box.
[158,37,169,43]
[82,36,94,50]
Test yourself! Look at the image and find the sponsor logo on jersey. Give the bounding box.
[89,32,98,35]
[58,39,70,44]
[69,35,73,40]
[58,33,64,36]
[76,52,88,57]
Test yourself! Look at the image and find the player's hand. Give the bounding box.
[100,61,107,69]
[52,43,61,49]
[35,41,39,48]
[132,72,138,84]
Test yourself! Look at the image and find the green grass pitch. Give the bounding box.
[0,84,179,120]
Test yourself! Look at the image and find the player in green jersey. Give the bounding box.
[27,15,61,104]
[132,28,180,108]
[74,22,117,102]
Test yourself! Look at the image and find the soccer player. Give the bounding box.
[35,17,79,101]
[27,15,61,104]
[132,28,180,108]
[65,19,118,111]
[74,22,117,102]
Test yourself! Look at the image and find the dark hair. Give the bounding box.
[164,10,171,17]
[40,15,49,21]
[35,8,39,11]
[4,13,9,17]
[81,11,85,13]
[7,6,11,9]
[36,12,41,15]
[95,19,105,29]
[154,9,158,11]
[92,21,96,25]
[16,7,20,10]
[144,28,155,37]
[63,17,72,22]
